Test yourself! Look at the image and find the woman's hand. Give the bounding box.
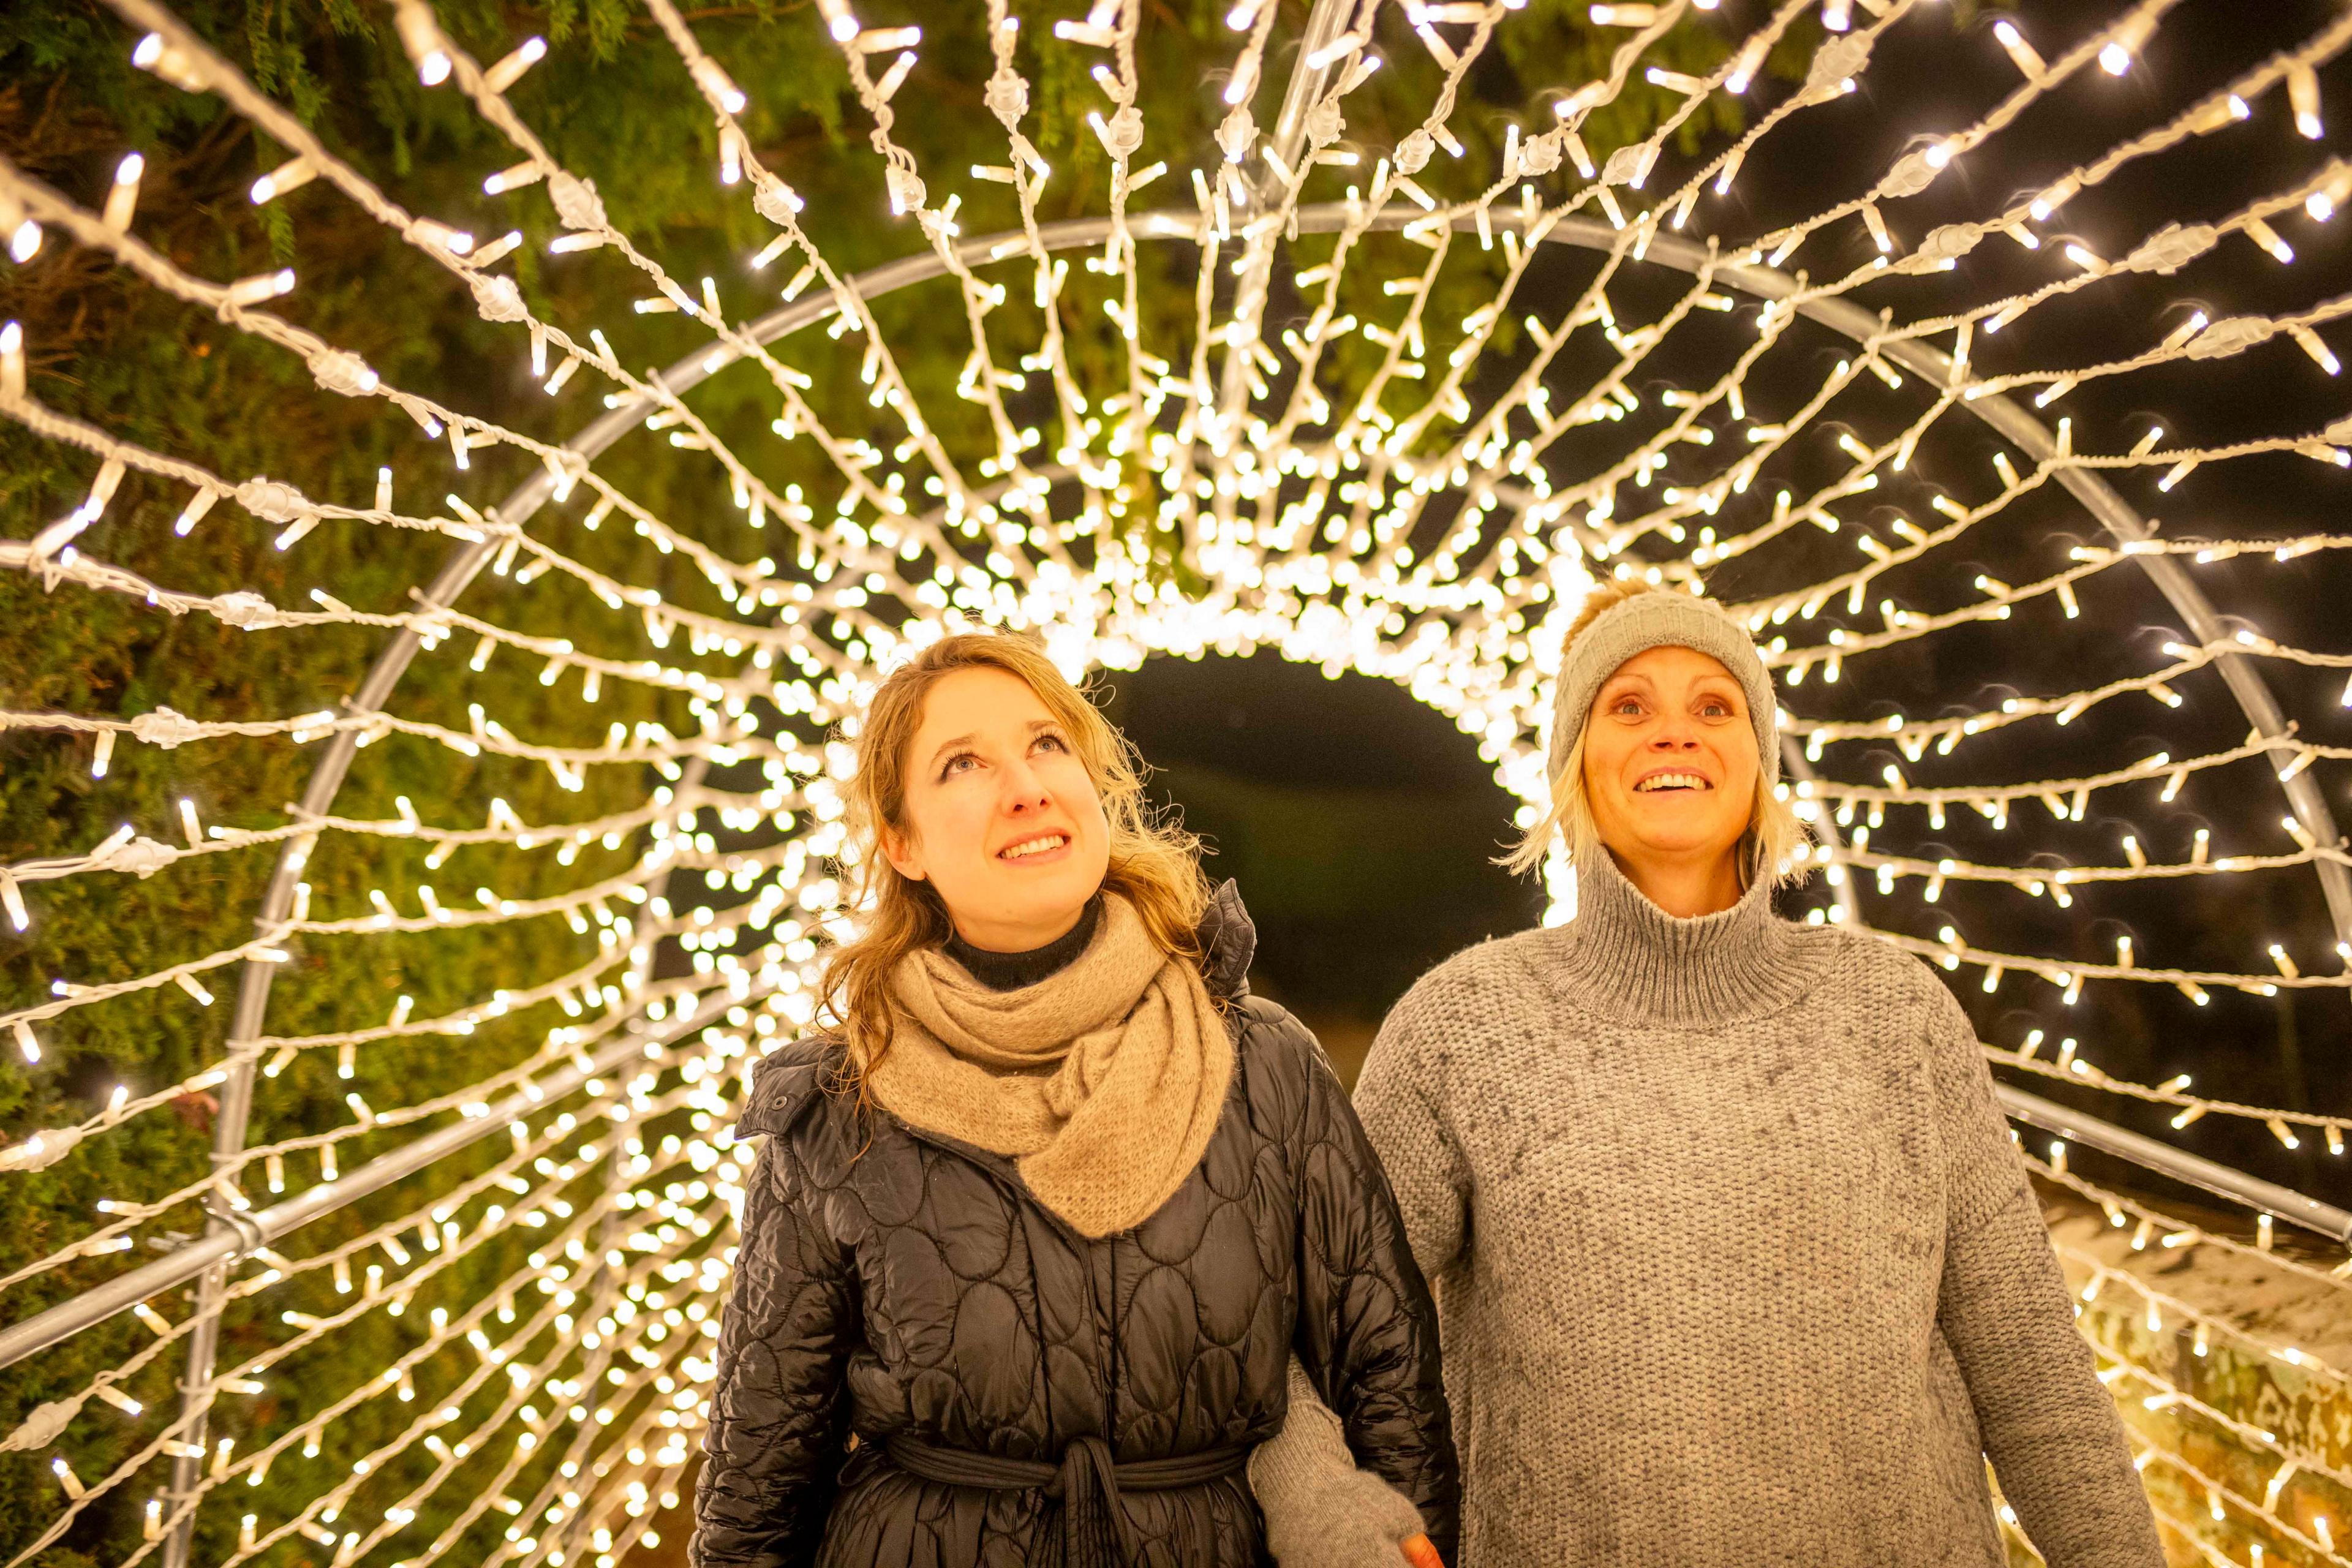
[1253,1355,1450,1568]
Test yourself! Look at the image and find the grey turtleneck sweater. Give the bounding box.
[1253,851,2163,1568]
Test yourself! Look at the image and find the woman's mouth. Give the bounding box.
[1634,772,1712,793]
[998,832,1071,861]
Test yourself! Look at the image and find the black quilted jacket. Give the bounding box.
[692,884,1458,1568]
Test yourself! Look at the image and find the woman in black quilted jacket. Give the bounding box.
[691,631,1458,1568]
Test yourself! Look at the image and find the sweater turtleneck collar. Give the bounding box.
[942,895,1104,993]
[1547,847,1808,1026]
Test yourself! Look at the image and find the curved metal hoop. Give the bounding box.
[157,200,2348,1559]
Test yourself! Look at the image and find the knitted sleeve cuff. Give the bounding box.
[1250,1357,1429,1568]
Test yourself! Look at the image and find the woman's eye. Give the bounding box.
[1034,733,1069,754]
[940,753,977,777]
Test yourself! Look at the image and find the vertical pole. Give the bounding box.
[159,830,312,1568]
[141,203,805,1559]
[554,1140,638,1565]
[155,532,496,1564]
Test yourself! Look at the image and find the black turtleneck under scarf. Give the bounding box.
[941,894,1104,992]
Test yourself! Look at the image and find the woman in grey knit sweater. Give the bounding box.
[1248,580,2166,1568]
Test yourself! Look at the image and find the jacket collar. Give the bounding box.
[1195,879,1256,1002]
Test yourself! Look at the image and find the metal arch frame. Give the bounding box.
[116,201,2340,1561]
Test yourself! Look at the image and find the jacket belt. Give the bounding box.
[883,1433,1250,1568]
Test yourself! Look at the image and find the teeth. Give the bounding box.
[1001,834,1067,859]
[1636,774,1708,793]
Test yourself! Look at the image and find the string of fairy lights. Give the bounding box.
[2027,1146,2352,1564]
[3,0,2351,1564]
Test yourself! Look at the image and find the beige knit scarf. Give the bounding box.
[863,895,1233,1238]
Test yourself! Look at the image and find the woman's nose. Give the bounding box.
[1001,760,1054,810]
[1649,718,1701,750]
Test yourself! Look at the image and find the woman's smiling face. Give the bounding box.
[881,666,1112,952]
[1580,644,1758,871]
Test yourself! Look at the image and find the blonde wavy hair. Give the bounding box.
[1503,579,1810,888]
[818,633,1213,1090]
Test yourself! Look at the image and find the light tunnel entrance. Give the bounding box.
[1101,650,1543,1084]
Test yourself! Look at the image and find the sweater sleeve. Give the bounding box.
[1924,986,2165,1568]
[1248,1355,1434,1568]
[1352,981,1472,1286]
[692,1131,860,1568]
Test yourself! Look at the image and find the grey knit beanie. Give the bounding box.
[1547,587,1781,785]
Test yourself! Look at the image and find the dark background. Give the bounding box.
[1102,653,1543,1072]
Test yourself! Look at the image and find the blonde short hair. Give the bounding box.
[1503,579,1811,888]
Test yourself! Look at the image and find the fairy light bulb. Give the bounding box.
[101,152,145,232]
[484,36,548,94]
[2290,66,2324,139]
[0,319,23,401]
[1992,21,2045,80]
